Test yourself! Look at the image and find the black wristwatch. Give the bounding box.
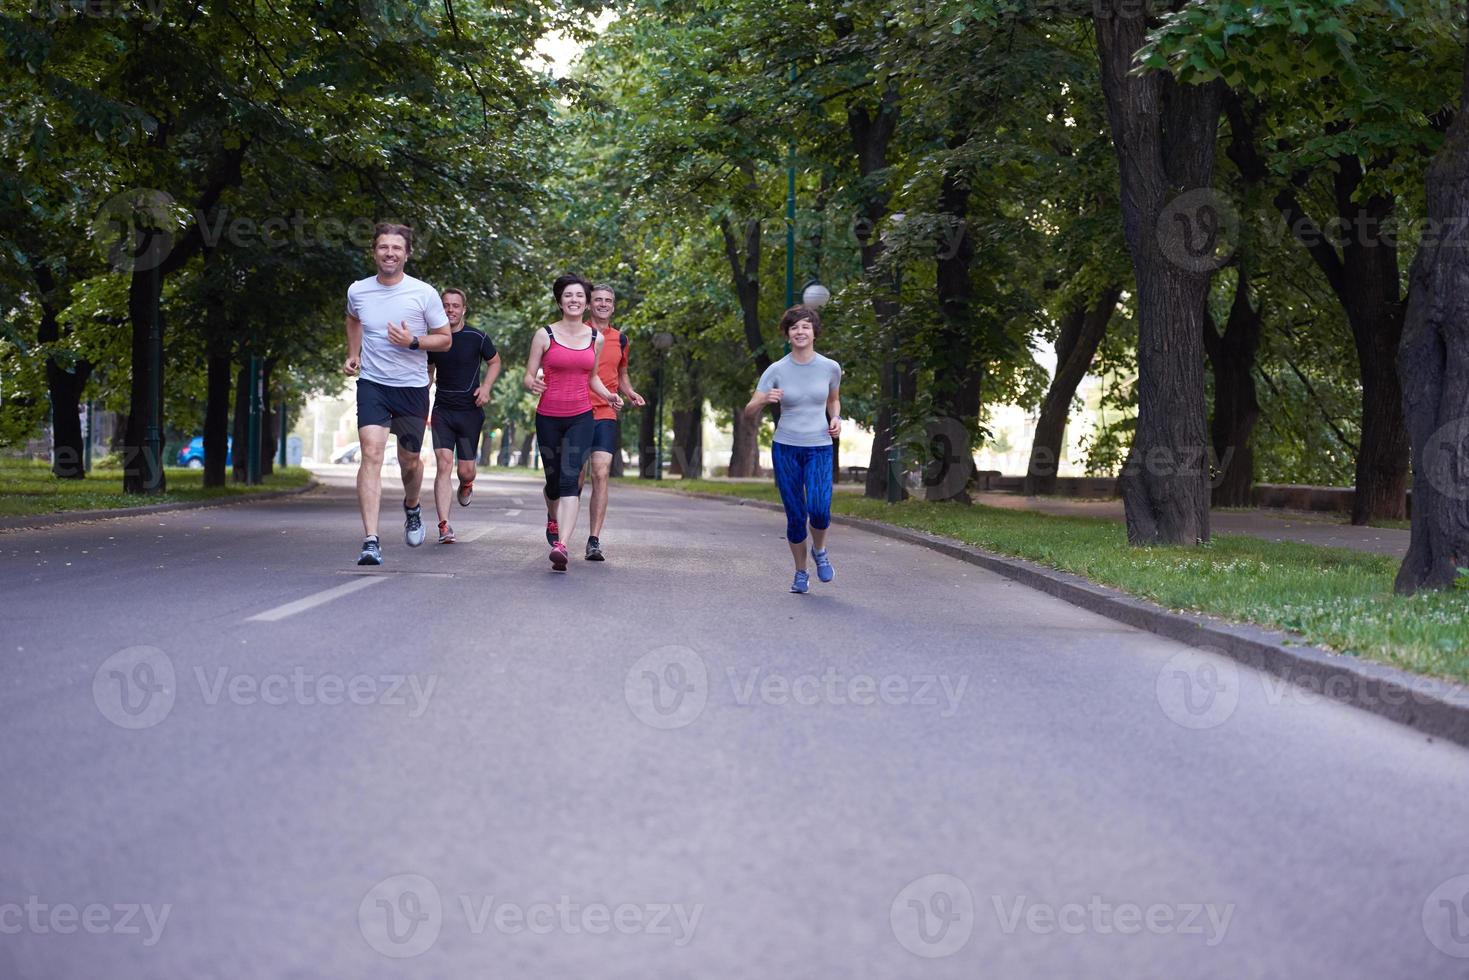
[409,337,420,350]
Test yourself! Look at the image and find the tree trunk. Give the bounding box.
[35,265,91,479]
[1396,15,1469,593]
[518,430,536,468]
[639,388,659,478]
[729,407,761,477]
[231,361,250,483]
[1348,292,1410,523]
[1204,271,1263,508]
[46,361,90,479]
[122,258,166,494]
[848,85,905,501]
[926,164,981,503]
[1025,287,1121,495]
[1226,94,1409,522]
[203,351,232,488]
[497,420,515,467]
[1095,0,1222,545]
[1326,160,1411,524]
[671,403,703,479]
[610,420,625,476]
[258,360,277,477]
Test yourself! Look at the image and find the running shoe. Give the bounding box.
[545,519,559,545]
[357,536,383,566]
[812,547,834,583]
[404,501,426,547]
[585,536,604,561]
[457,480,473,507]
[438,520,455,544]
[790,569,810,594]
[549,541,569,570]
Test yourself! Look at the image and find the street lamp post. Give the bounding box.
[883,213,905,503]
[652,331,674,480]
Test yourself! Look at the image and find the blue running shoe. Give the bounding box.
[357,536,383,566]
[812,547,834,583]
[791,570,810,594]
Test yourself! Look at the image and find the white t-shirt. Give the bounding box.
[346,273,448,388]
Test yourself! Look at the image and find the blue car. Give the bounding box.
[176,436,232,468]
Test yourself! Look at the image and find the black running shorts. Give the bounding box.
[357,379,429,453]
[431,405,486,460]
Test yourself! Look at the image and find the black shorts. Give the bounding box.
[590,418,619,456]
[357,379,429,453]
[431,404,485,460]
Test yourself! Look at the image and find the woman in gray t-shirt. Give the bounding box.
[743,304,843,594]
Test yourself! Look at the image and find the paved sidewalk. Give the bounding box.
[972,493,1409,558]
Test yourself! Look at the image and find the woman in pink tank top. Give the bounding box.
[524,274,623,571]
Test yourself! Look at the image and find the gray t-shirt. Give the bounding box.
[757,352,842,447]
[346,273,448,388]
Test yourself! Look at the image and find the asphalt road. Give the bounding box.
[2,466,1468,978]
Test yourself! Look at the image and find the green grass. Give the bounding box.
[627,477,1469,683]
[0,459,314,518]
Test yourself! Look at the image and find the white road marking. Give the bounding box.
[504,509,522,517]
[511,496,525,505]
[246,577,387,622]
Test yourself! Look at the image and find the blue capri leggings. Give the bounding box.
[772,442,833,544]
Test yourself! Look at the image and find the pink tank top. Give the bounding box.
[537,326,597,417]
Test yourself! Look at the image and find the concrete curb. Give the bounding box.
[659,487,1469,749]
[0,480,322,533]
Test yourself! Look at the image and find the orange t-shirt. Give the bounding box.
[589,324,628,421]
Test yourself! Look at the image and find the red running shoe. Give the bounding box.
[549,541,569,570]
[545,519,559,545]
[457,480,473,507]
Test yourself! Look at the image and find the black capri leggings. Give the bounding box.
[536,410,595,499]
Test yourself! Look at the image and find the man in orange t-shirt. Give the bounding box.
[582,283,645,561]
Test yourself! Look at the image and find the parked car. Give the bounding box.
[176,436,231,468]
[332,442,399,466]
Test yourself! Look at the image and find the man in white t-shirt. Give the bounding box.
[343,223,452,566]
